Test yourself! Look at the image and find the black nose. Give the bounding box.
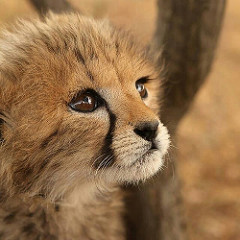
[134,121,159,142]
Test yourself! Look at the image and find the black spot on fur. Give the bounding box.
[45,42,55,52]
[86,70,94,81]
[69,32,78,46]
[4,211,17,224]
[20,165,33,177]
[55,204,60,212]
[40,210,47,228]
[41,33,62,54]
[26,212,34,217]
[74,48,85,64]
[115,42,120,56]
[12,163,34,193]
[73,48,94,81]
[41,129,59,148]
[42,37,55,53]
[90,50,98,60]
[50,162,61,170]
[37,193,46,199]
[63,40,68,50]
[64,148,79,157]
[0,112,7,118]
[0,188,7,203]
[22,223,35,235]
[0,70,18,82]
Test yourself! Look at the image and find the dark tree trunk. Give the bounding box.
[156,0,227,132]
[30,0,76,15]
[125,1,226,240]
[28,0,227,239]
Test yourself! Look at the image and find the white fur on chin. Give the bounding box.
[105,122,170,183]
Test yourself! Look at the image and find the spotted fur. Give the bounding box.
[0,13,170,239]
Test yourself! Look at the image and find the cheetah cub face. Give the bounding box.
[0,14,169,199]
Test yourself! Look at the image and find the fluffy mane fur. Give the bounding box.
[0,13,169,239]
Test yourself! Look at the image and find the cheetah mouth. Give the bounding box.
[106,137,169,183]
[128,147,159,168]
[151,141,158,150]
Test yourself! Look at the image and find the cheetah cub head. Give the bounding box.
[0,13,170,199]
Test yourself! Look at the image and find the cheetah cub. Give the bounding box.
[0,13,170,240]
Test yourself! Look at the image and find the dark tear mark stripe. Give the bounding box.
[94,106,117,169]
[74,48,85,64]
[4,211,17,224]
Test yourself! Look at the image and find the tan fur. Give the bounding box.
[0,13,169,239]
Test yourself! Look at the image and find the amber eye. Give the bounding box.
[136,82,148,99]
[69,91,102,112]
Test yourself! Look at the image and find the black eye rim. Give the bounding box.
[68,89,105,113]
[136,76,150,84]
[136,76,149,99]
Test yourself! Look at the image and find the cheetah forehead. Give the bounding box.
[0,13,156,85]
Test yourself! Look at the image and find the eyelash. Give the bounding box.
[136,76,150,84]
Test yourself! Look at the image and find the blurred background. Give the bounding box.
[0,0,239,239]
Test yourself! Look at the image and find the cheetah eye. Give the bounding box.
[69,90,103,112]
[136,78,148,99]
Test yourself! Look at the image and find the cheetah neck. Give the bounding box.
[0,182,124,240]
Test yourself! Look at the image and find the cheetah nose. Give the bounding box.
[134,121,159,142]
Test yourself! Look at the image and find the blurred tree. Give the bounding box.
[29,0,227,239]
[30,0,75,15]
[125,1,226,240]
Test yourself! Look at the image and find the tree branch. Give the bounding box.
[157,0,226,132]
[125,1,226,240]
[29,0,75,15]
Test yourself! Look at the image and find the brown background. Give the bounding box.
[0,0,239,239]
